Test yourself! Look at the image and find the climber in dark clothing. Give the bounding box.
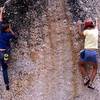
[0,7,15,90]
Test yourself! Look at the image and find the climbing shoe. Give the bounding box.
[6,85,9,90]
[88,82,95,89]
[83,76,90,86]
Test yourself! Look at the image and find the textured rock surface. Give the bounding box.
[0,0,100,100]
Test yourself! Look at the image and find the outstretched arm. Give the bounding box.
[0,7,4,22]
[9,24,16,35]
[95,18,99,29]
[77,20,84,36]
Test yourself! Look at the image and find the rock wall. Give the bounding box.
[0,0,100,100]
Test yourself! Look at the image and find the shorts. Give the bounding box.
[80,49,97,63]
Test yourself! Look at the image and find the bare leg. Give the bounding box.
[89,62,98,82]
[79,61,91,85]
[87,62,98,89]
[79,61,87,77]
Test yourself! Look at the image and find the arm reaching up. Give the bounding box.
[77,20,84,36]
[0,7,5,22]
[95,18,99,29]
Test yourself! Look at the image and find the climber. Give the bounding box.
[0,7,15,90]
[77,17,99,89]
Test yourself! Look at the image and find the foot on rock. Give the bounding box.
[88,82,95,89]
[6,84,9,90]
[83,76,90,86]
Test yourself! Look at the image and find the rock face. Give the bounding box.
[0,0,100,100]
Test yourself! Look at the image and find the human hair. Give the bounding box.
[83,20,95,30]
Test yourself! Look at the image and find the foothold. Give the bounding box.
[30,51,39,61]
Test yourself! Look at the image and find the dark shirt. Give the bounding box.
[0,21,14,49]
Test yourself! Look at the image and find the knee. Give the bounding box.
[2,67,8,72]
[2,64,8,70]
[93,63,98,70]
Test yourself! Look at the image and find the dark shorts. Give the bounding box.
[80,49,97,63]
